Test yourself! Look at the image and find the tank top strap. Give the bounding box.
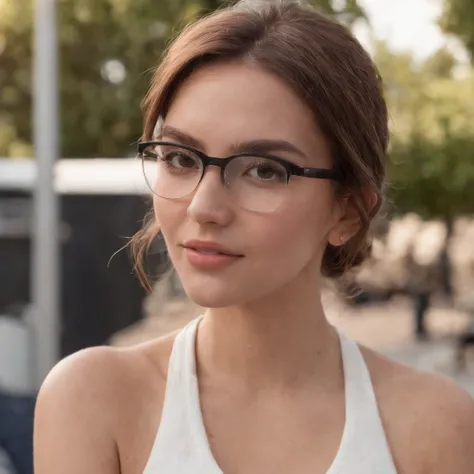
[326,330,396,473]
[143,316,220,474]
[167,316,202,389]
[156,315,205,436]
[338,330,379,415]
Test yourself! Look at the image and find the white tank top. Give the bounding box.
[143,317,397,473]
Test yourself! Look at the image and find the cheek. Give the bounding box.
[153,196,185,243]
[282,184,334,241]
[253,189,334,271]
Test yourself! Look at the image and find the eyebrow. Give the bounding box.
[160,125,308,161]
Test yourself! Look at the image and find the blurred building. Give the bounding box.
[0,158,150,365]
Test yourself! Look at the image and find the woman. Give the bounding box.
[34,1,474,473]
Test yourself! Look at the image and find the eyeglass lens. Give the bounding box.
[141,143,289,212]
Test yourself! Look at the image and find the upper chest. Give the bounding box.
[200,386,347,474]
[112,336,424,474]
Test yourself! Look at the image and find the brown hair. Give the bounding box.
[131,0,389,292]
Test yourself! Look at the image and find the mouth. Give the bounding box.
[182,240,243,257]
[181,240,244,268]
[190,249,227,255]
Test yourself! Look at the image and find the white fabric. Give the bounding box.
[143,317,397,473]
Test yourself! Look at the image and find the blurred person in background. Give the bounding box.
[0,448,16,474]
[0,390,34,474]
[34,1,474,473]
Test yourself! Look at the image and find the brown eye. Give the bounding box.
[245,160,287,184]
[163,151,199,170]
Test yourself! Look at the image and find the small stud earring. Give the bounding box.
[340,235,346,244]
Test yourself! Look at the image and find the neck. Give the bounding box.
[196,271,341,392]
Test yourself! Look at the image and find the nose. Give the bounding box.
[186,167,235,226]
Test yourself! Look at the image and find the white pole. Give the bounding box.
[32,0,60,388]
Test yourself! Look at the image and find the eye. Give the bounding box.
[162,150,199,170]
[250,164,278,180]
[245,160,287,183]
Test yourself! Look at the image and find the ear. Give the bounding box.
[327,188,378,247]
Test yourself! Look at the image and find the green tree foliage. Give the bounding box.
[0,0,366,159]
[0,1,34,158]
[441,0,474,60]
[390,132,474,221]
[0,0,182,158]
[422,48,456,78]
[376,41,474,220]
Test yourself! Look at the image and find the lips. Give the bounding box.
[182,240,243,257]
[182,240,244,269]
[192,249,224,255]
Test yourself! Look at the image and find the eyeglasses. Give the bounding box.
[138,141,340,213]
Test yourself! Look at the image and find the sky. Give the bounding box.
[354,0,468,62]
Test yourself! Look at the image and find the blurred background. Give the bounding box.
[1,0,474,473]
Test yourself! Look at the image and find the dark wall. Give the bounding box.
[0,192,30,314]
[0,191,150,357]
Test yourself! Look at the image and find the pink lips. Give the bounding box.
[182,240,243,269]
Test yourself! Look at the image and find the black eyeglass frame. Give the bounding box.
[137,140,341,184]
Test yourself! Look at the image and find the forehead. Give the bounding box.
[163,61,331,164]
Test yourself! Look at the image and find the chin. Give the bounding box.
[182,280,244,309]
[179,272,269,309]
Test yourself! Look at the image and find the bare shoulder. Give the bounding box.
[39,345,133,399]
[39,329,177,402]
[361,346,474,473]
[35,331,178,474]
[36,345,131,434]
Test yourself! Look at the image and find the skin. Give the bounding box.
[34,61,474,474]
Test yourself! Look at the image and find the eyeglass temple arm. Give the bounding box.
[293,166,340,181]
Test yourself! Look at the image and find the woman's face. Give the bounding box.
[153,61,345,308]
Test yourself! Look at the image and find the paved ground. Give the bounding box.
[383,340,474,395]
[112,291,474,395]
[321,293,474,395]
